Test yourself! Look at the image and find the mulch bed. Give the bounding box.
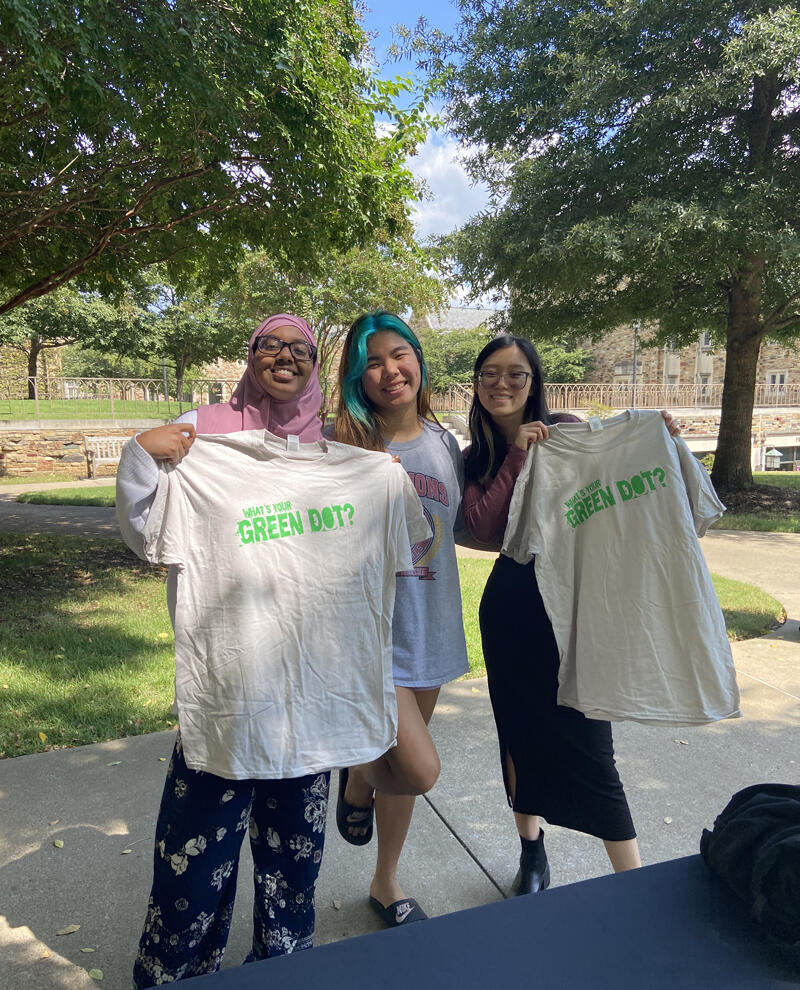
[0,534,165,597]
[714,483,800,515]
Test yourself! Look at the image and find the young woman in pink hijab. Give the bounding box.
[117,315,330,986]
[125,312,325,465]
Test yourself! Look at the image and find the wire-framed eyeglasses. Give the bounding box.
[253,335,317,363]
[476,370,532,390]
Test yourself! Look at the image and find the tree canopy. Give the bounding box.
[134,279,245,400]
[435,0,800,487]
[0,0,426,315]
[0,288,143,396]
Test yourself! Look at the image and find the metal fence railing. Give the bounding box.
[432,381,800,414]
[1,376,799,421]
[0,376,242,421]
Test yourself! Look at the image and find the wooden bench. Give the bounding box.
[83,435,127,478]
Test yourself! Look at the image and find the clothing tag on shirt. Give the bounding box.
[286,434,300,452]
[587,417,603,432]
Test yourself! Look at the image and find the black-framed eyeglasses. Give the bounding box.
[252,335,317,363]
[476,370,532,390]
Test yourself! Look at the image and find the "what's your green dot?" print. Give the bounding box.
[237,499,356,545]
[564,468,667,530]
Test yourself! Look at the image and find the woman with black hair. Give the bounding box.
[463,334,678,895]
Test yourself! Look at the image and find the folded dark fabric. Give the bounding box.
[700,782,800,960]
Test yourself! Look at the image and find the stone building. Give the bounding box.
[584,323,800,388]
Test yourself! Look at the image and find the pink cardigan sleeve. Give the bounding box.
[462,445,528,545]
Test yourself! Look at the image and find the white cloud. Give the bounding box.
[408,134,490,240]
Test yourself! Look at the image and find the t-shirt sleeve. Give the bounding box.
[141,465,189,566]
[115,409,198,559]
[501,446,543,563]
[673,436,726,537]
[396,465,433,557]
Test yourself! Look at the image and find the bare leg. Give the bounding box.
[370,688,439,908]
[513,811,541,840]
[343,686,441,839]
[603,838,642,872]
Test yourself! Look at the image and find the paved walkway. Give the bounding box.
[1,485,798,990]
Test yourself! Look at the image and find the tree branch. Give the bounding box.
[0,163,221,315]
[762,290,800,333]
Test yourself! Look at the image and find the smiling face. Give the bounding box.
[475,344,534,427]
[360,330,422,415]
[252,323,315,399]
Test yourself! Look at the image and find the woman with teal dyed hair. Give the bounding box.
[332,310,470,928]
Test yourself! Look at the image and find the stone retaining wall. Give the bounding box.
[0,426,140,478]
[680,412,800,435]
[2,411,800,479]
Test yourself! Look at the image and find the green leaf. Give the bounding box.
[0,1,429,317]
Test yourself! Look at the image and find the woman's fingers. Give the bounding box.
[137,423,196,461]
[660,410,681,436]
[180,427,196,455]
[513,421,550,450]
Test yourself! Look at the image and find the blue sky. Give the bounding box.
[359,1,460,76]
[359,2,491,247]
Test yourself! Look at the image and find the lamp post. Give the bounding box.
[631,320,640,409]
[162,357,169,406]
[765,448,783,471]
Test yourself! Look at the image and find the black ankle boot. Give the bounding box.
[511,828,551,895]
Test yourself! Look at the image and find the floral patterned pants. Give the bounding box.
[133,734,330,987]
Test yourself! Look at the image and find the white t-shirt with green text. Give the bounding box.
[502,410,740,726]
[142,430,430,779]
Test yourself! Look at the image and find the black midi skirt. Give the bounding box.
[479,554,636,841]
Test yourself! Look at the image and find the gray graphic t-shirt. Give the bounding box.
[388,423,469,688]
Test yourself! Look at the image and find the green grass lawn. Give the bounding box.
[0,534,175,759]
[458,559,490,677]
[0,536,785,759]
[752,471,800,488]
[712,514,800,533]
[458,558,784,678]
[0,397,182,421]
[711,470,800,533]
[710,575,787,639]
[0,470,91,485]
[17,487,116,507]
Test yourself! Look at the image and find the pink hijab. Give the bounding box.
[195,314,324,441]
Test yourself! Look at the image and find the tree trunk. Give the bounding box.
[26,337,41,400]
[711,260,764,490]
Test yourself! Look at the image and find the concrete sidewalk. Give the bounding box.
[1,495,798,990]
[0,480,119,540]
